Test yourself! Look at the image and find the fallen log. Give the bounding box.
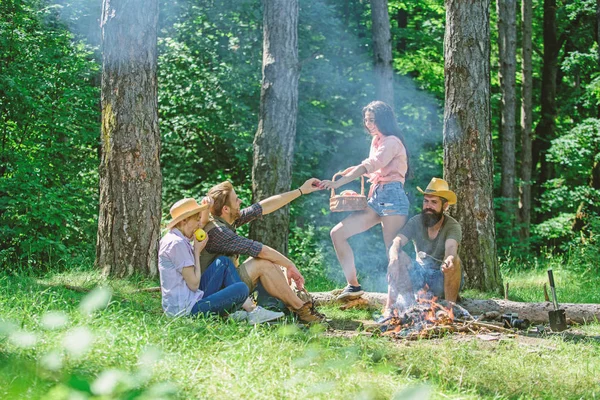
[310,291,600,325]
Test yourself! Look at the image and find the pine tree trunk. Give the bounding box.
[443,0,502,293]
[532,0,558,220]
[394,8,408,53]
[97,0,162,277]
[370,0,394,107]
[519,0,533,241]
[250,0,299,255]
[497,0,517,226]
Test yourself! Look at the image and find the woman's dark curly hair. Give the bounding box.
[362,101,410,175]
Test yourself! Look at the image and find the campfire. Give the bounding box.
[380,287,513,340]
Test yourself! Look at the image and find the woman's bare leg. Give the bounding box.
[380,214,408,254]
[330,208,380,286]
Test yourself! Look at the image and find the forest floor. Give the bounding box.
[1,265,600,399]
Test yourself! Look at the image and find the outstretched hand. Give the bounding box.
[299,178,323,194]
[318,179,340,190]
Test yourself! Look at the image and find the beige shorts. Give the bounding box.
[237,262,256,292]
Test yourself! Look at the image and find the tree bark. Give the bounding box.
[394,8,408,54]
[370,0,394,107]
[250,0,299,255]
[497,0,517,226]
[97,0,162,277]
[532,0,558,219]
[519,0,533,242]
[443,0,501,293]
[311,291,600,324]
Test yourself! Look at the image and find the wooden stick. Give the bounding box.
[543,283,550,302]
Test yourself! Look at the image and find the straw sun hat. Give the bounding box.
[166,198,208,229]
[417,177,457,205]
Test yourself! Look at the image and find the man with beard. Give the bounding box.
[199,179,327,323]
[383,178,462,315]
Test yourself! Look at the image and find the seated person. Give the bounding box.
[159,197,281,323]
[385,178,462,314]
[201,179,327,323]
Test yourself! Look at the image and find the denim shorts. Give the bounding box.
[367,182,410,217]
[408,261,464,299]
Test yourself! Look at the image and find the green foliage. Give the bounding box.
[0,0,100,265]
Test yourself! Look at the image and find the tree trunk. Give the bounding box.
[311,291,600,324]
[370,0,394,107]
[394,8,408,54]
[497,0,517,227]
[250,0,299,255]
[532,0,558,220]
[519,0,533,242]
[597,0,600,117]
[443,0,501,293]
[97,0,162,277]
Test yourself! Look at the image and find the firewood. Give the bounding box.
[310,291,600,324]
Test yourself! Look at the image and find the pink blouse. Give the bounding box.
[361,135,407,186]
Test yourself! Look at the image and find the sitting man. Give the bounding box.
[159,197,249,318]
[385,177,462,315]
[201,179,326,323]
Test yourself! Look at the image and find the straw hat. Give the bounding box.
[166,198,208,229]
[417,177,457,205]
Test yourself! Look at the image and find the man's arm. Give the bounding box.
[257,245,305,290]
[181,237,208,291]
[259,178,321,216]
[388,233,409,263]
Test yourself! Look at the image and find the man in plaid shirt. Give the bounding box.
[200,178,326,323]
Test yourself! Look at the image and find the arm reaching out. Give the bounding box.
[319,165,367,190]
[259,178,322,215]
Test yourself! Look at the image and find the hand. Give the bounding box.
[299,178,322,194]
[318,179,341,190]
[194,235,208,253]
[441,255,455,274]
[201,196,214,207]
[286,266,305,290]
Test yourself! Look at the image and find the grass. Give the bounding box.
[1,262,600,399]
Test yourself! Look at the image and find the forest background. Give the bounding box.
[1,0,599,292]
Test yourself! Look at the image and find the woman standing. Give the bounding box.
[320,101,410,300]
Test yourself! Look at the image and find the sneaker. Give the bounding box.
[292,302,328,324]
[247,306,285,325]
[336,285,364,301]
[228,310,248,322]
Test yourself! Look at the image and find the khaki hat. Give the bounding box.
[166,198,208,229]
[417,177,457,205]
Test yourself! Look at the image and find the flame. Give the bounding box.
[382,285,457,335]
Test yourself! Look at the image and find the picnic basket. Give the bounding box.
[329,173,368,212]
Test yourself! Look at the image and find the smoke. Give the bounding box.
[293,1,443,293]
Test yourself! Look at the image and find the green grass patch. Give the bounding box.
[1,264,600,399]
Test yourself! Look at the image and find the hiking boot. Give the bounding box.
[292,302,328,324]
[228,310,248,322]
[336,285,364,301]
[247,306,285,325]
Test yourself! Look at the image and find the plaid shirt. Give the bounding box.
[204,203,264,258]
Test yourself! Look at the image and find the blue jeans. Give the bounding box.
[367,182,410,217]
[408,261,464,299]
[190,256,249,316]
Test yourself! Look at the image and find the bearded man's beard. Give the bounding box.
[422,209,443,227]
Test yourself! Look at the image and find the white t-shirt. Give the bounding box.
[158,229,204,316]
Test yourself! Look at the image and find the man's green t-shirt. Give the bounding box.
[399,214,462,268]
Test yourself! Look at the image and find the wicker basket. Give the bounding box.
[329,173,368,212]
